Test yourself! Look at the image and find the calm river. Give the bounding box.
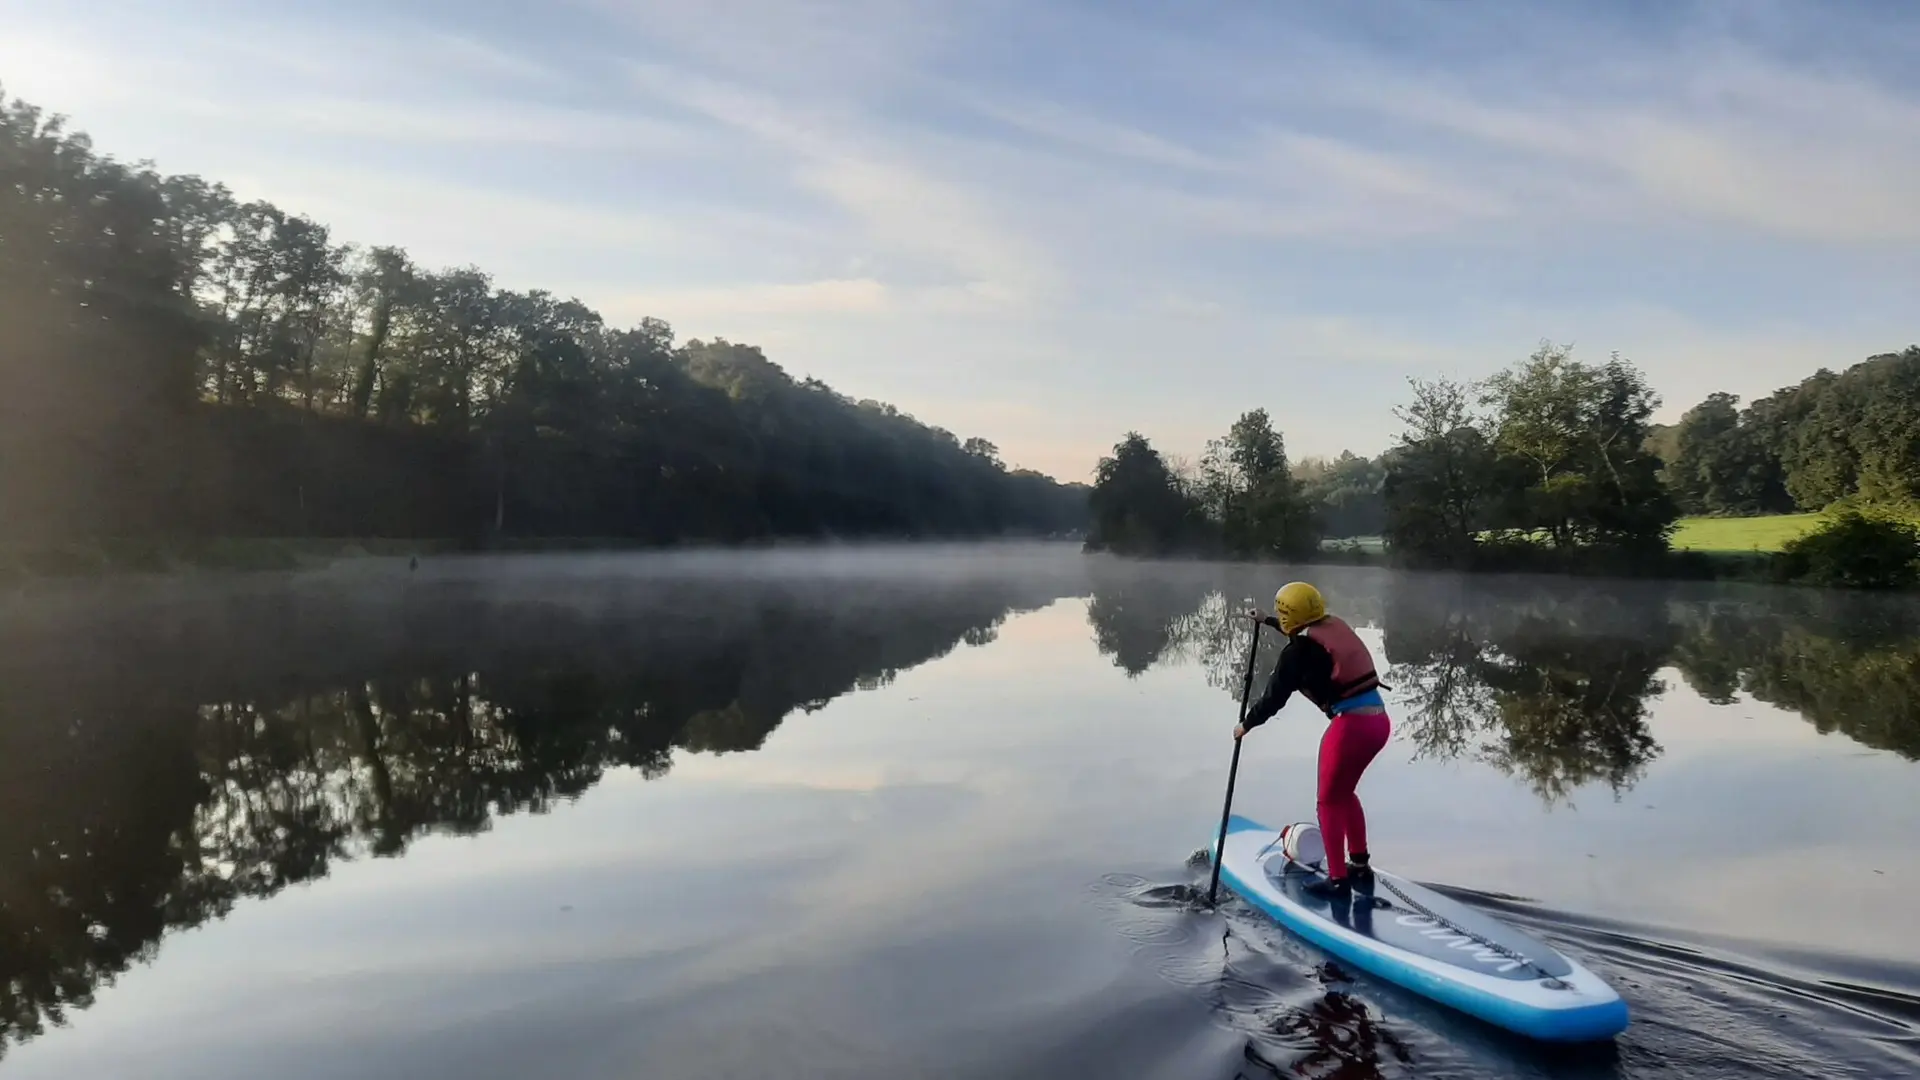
[2,544,1916,1078]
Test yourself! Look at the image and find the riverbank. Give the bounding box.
[2,523,1900,592]
[1302,510,1917,589]
[1310,540,1776,583]
[0,537,454,585]
[0,532,1088,588]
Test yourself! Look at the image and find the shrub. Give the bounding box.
[1776,510,1920,589]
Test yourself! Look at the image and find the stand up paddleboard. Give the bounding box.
[1212,815,1629,1043]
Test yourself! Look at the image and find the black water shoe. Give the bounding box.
[1302,876,1352,900]
[1347,854,1374,884]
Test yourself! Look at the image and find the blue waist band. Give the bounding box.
[1328,687,1384,715]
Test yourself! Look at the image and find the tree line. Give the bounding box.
[1086,341,1920,584]
[1086,344,1677,565]
[1650,347,1920,516]
[0,89,1085,552]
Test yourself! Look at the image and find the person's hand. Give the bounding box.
[1233,724,1247,740]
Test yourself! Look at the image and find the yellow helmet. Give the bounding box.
[1273,581,1326,635]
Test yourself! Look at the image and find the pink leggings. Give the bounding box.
[1318,710,1391,880]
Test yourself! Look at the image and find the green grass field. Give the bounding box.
[1669,513,1824,553]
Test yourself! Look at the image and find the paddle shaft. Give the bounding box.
[1207,619,1265,906]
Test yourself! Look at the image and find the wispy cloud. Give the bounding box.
[258,97,696,153]
[1312,46,1920,244]
[942,90,1230,175]
[611,278,889,321]
[626,61,1061,307]
[418,31,570,88]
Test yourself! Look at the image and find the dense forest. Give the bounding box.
[1648,348,1920,517]
[1087,342,1920,586]
[0,89,1086,554]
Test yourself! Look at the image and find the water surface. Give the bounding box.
[3,546,1917,1078]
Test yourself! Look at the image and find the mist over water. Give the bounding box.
[2,545,1917,1079]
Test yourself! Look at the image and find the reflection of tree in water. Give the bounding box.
[1256,964,1415,1080]
[1089,567,1398,697]
[1089,567,1666,804]
[1106,573,1672,806]
[1382,583,1671,806]
[1164,591,1266,693]
[1669,591,1920,760]
[1100,565,1920,794]
[0,708,205,1053]
[0,568,1076,1059]
[1086,563,1224,676]
[1373,591,1492,768]
[1475,623,1668,805]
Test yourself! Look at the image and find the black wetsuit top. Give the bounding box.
[1242,616,1340,730]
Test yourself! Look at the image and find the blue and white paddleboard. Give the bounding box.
[1212,814,1629,1043]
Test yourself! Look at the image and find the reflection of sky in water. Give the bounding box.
[4,560,1919,1078]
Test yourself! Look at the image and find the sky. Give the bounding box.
[3,0,1917,482]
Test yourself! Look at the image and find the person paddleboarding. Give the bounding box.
[1234,581,1390,899]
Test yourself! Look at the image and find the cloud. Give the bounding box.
[419,31,570,87]
[794,155,1054,299]
[1321,51,1920,244]
[626,62,1060,305]
[237,167,665,261]
[0,27,131,112]
[1257,313,1483,368]
[610,278,890,321]
[265,97,694,153]
[1158,294,1225,319]
[942,90,1230,174]
[586,0,972,94]
[929,94,1510,244]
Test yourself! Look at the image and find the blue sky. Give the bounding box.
[3,0,1917,481]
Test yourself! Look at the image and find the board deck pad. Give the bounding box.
[1262,858,1574,981]
[1214,814,1629,1042]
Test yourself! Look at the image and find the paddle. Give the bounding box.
[1207,607,1265,907]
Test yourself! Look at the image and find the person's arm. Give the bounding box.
[1237,636,1332,735]
[1240,639,1304,733]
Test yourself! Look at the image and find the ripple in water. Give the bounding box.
[1088,861,1413,1077]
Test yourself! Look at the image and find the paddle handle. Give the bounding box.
[1207,620,1264,906]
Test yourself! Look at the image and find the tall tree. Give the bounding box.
[1664,392,1790,516]
[962,437,1002,468]
[1227,408,1314,558]
[1480,344,1675,549]
[1086,433,1210,555]
[1296,452,1387,539]
[346,246,414,420]
[1,90,204,539]
[1382,376,1498,563]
